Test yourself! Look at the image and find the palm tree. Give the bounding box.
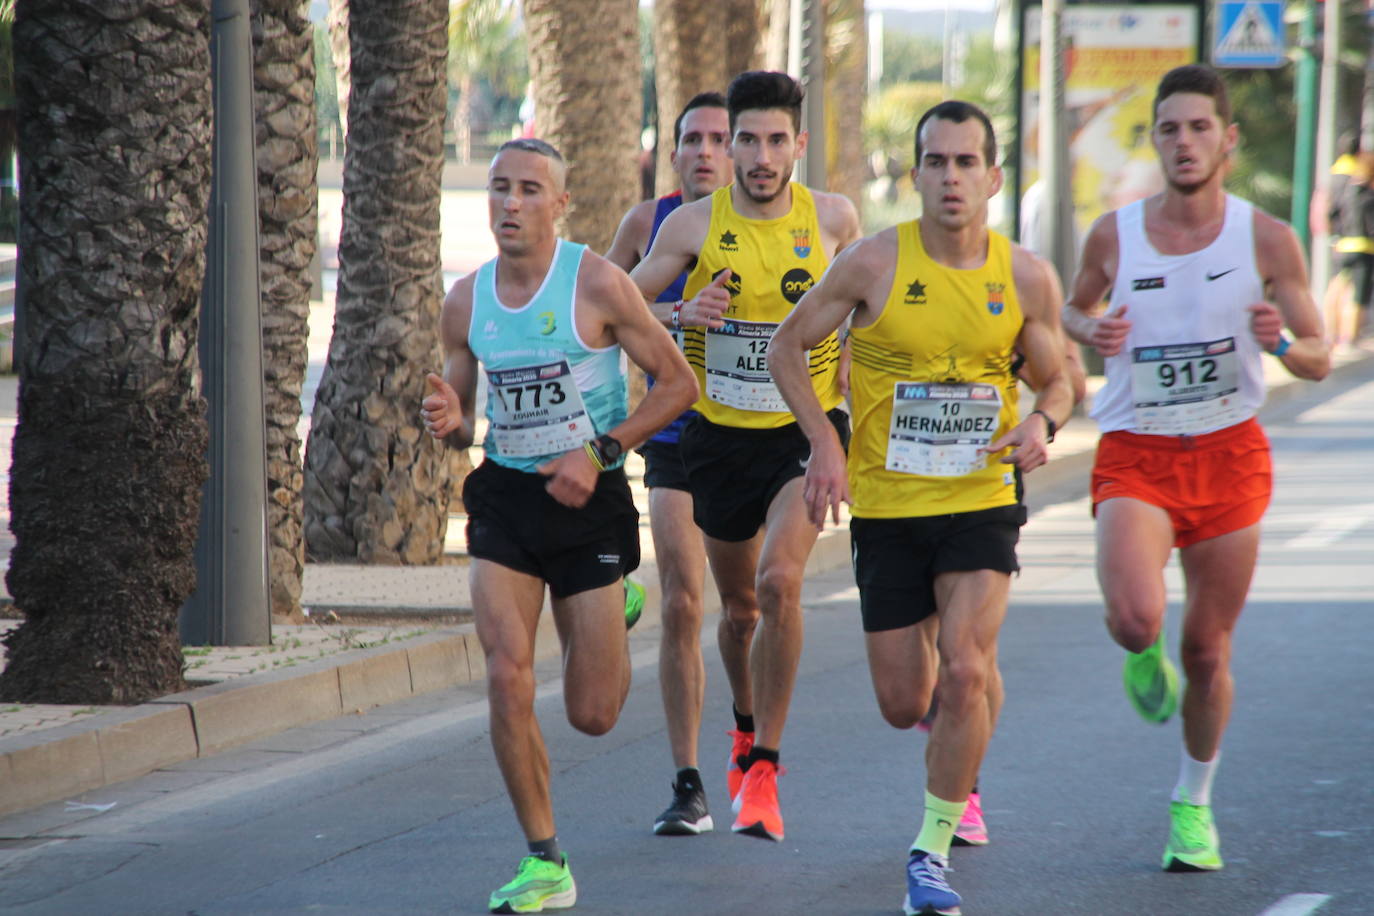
[302,0,450,565]
[651,0,762,196]
[524,0,641,252]
[449,0,524,164]
[0,0,211,704]
[251,0,318,619]
[651,0,728,196]
[825,0,866,220]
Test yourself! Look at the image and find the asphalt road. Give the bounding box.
[0,373,1370,916]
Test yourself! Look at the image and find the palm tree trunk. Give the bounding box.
[525,0,641,252]
[302,0,449,565]
[825,0,866,222]
[652,0,727,196]
[725,0,765,80]
[251,0,318,619]
[1,0,211,704]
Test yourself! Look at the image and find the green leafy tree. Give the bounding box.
[449,0,525,163]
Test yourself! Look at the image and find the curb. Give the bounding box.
[2,349,1370,817]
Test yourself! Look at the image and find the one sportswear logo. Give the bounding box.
[1133,277,1166,290]
[597,553,621,564]
[482,319,500,338]
[718,230,739,252]
[791,227,811,258]
[937,819,953,829]
[1206,268,1237,281]
[538,311,556,335]
[780,267,814,304]
[986,282,1005,316]
[904,279,927,304]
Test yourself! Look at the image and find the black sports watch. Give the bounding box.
[1029,409,1057,443]
[589,433,624,468]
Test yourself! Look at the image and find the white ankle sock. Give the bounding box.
[1173,746,1220,806]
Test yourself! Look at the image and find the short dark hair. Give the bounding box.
[674,92,727,147]
[1153,64,1232,124]
[914,100,997,168]
[497,137,565,165]
[725,70,804,134]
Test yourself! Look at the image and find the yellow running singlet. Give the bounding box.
[681,185,842,429]
[847,220,1023,517]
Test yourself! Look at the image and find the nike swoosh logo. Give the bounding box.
[1206,268,1237,281]
[1137,672,1167,711]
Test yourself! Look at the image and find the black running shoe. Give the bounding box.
[653,778,714,836]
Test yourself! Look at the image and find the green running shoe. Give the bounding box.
[623,577,645,630]
[1163,800,1224,872]
[489,854,576,913]
[1123,632,1179,724]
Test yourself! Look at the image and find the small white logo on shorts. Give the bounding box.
[597,553,621,564]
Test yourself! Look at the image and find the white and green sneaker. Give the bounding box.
[1162,801,1224,872]
[489,854,577,913]
[1123,632,1179,724]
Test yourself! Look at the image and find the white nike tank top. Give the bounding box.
[1091,195,1267,436]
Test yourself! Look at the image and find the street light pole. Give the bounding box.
[181,0,271,647]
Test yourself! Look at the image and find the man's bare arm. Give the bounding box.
[816,190,863,257]
[1251,212,1331,381]
[990,250,1072,472]
[628,201,727,328]
[1062,213,1131,355]
[771,235,886,526]
[604,198,656,273]
[422,275,480,449]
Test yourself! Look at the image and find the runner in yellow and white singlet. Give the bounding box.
[630,70,861,844]
[770,101,1072,916]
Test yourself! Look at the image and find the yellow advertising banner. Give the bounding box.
[1020,5,1199,251]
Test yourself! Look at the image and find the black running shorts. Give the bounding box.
[850,504,1026,632]
[679,408,850,543]
[638,438,691,492]
[462,459,641,598]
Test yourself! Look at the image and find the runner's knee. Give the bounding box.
[487,655,535,718]
[1179,634,1230,688]
[875,686,930,729]
[565,691,621,736]
[755,563,802,615]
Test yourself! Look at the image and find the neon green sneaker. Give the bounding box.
[1163,800,1224,872]
[488,854,577,913]
[1123,632,1179,724]
[623,577,645,630]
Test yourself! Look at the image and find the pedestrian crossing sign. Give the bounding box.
[1214,0,1286,68]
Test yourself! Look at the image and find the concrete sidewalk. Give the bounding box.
[2,344,1370,818]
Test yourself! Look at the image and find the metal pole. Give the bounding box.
[181,0,271,646]
[1291,0,1319,248]
[790,0,825,189]
[1309,0,1343,300]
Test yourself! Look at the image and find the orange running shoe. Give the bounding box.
[731,759,784,842]
[725,729,755,802]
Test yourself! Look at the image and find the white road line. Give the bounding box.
[1281,504,1374,549]
[1257,893,1333,916]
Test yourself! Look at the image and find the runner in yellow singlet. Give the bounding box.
[629,70,861,844]
[770,101,1072,916]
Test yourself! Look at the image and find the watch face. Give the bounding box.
[599,436,623,462]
